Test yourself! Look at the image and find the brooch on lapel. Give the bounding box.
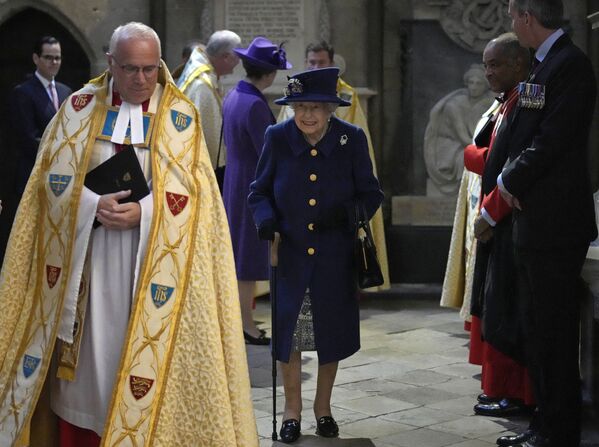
[340,135,348,146]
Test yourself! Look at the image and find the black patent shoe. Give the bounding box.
[316,416,339,438]
[474,398,532,417]
[279,419,301,443]
[496,429,535,446]
[478,393,500,404]
[243,330,270,345]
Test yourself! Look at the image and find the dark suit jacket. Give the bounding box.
[502,34,597,249]
[10,74,72,195]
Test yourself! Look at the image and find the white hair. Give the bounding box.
[108,22,161,57]
[206,30,241,57]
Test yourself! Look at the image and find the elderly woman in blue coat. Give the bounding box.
[249,67,383,443]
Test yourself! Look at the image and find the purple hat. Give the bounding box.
[234,37,291,71]
[274,67,351,106]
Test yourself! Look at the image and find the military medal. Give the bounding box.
[517,81,545,109]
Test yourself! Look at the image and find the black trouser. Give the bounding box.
[515,245,587,446]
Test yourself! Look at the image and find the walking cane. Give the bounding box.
[270,232,281,441]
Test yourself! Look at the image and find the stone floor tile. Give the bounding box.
[426,396,482,417]
[389,352,462,370]
[376,427,467,447]
[381,405,464,427]
[428,377,482,396]
[429,362,480,379]
[337,378,415,396]
[445,440,496,447]
[334,395,417,417]
[383,385,462,405]
[341,416,414,439]
[389,369,455,386]
[428,415,515,439]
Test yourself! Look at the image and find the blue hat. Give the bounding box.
[274,67,351,106]
[234,37,291,71]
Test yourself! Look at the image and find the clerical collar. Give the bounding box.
[111,90,149,145]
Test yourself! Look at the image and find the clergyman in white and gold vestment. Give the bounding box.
[176,30,241,170]
[0,22,257,447]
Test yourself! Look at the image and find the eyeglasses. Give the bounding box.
[110,55,161,78]
[41,55,62,62]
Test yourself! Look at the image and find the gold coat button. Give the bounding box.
[310,149,318,156]
[308,223,314,231]
[309,174,317,182]
[309,198,317,206]
[307,248,315,255]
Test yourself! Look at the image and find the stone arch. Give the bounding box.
[0,3,92,264]
[0,0,94,62]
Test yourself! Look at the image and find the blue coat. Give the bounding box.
[249,116,383,363]
[222,80,274,280]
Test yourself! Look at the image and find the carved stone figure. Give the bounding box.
[423,64,495,196]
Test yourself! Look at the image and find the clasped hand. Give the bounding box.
[96,190,141,230]
[473,215,493,243]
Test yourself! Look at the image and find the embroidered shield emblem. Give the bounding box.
[71,94,93,112]
[166,191,189,216]
[151,283,175,309]
[46,265,62,289]
[48,174,72,197]
[171,110,192,132]
[23,354,41,379]
[129,375,154,400]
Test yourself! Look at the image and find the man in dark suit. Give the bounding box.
[11,35,72,196]
[496,1,597,446]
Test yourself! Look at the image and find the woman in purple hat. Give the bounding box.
[222,37,291,345]
[249,67,383,443]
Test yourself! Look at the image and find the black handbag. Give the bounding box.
[215,122,225,193]
[354,203,384,289]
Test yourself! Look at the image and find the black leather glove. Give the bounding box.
[257,218,278,241]
[315,205,348,231]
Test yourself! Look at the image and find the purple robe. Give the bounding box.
[222,80,274,280]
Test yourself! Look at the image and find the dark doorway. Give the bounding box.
[0,7,90,266]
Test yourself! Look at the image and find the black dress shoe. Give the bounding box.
[478,393,501,404]
[496,429,534,446]
[243,331,270,345]
[316,416,339,438]
[474,398,531,417]
[279,419,301,443]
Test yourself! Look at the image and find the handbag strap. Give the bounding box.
[355,202,377,251]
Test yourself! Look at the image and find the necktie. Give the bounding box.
[49,82,59,111]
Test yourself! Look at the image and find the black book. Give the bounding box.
[84,145,150,228]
